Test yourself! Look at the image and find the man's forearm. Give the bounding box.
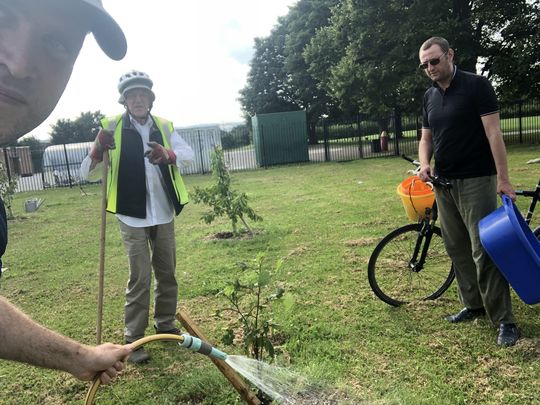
[418,131,433,165]
[482,113,509,180]
[488,134,510,181]
[0,297,86,374]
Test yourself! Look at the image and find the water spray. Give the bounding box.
[84,333,229,405]
[84,331,310,404]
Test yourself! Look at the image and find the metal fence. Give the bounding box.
[6,99,540,193]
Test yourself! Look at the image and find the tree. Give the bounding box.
[17,135,44,149]
[17,136,47,174]
[476,0,540,101]
[238,24,300,119]
[218,253,291,363]
[282,0,342,140]
[305,0,540,117]
[306,0,458,117]
[50,111,104,144]
[239,0,340,133]
[191,147,262,237]
[220,124,251,150]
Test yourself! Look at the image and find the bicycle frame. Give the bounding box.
[400,155,450,273]
[515,176,540,226]
[408,205,437,272]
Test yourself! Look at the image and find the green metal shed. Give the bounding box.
[251,110,309,166]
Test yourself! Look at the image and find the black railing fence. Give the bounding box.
[313,99,540,162]
[5,100,540,193]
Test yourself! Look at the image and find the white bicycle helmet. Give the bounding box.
[117,70,155,103]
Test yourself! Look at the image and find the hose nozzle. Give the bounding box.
[179,333,228,360]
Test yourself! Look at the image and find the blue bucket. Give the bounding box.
[479,195,540,304]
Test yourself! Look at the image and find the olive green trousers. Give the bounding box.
[435,175,515,325]
[118,220,178,341]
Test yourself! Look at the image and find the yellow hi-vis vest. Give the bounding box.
[101,114,189,216]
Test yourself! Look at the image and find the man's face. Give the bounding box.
[418,44,454,84]
[124,89,153,121]
[0,0,88,145]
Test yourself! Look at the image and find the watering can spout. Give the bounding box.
[179,333,228,361]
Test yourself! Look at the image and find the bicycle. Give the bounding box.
[368,156,540,307]
[514,172,540,238]
[367,155,454,306]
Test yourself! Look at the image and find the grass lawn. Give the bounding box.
[0,144,539,404]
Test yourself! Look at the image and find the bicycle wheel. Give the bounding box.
[368,223,455,306]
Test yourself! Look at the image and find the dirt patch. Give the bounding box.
[344,237,379,247]
[203,229,264,241]
[287,245,309,257]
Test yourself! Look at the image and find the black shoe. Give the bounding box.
[154,325,182,335]
[127,347,150,364]
[497,323,520,347]
[445,307,486,323]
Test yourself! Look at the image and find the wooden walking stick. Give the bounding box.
[96,150,109,344]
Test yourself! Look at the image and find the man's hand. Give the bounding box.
[89,129,115,161]
[71,343,133,385]
[418,164,433,182]
[145,141,176,165]
[497,179,516,201]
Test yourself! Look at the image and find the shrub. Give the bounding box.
[191,146,262,236]
[217,252,294,362]
[0,163,17,219]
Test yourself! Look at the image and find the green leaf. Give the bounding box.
[221,329,234,346]
[264,339,275,359]
[258,269,271,287]
[222,285,235,297]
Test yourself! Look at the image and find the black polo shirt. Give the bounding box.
[422,68,498,179]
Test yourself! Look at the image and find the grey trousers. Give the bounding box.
[118,220,178,342]
[435,175,515,325]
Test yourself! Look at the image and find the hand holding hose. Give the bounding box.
[72,342,133,385]
[85,334,227,404]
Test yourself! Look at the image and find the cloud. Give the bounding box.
[229,46,255,65]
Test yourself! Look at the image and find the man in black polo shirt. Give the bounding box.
[417,37,519,346]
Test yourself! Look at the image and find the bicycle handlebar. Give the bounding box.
[401,155,452,189]
[401,155,417,164]
[515,189,538,197]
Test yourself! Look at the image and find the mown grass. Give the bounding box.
[0,144,539,404]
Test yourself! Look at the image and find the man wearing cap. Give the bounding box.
[0,0,133,384]
[81,71,194,363]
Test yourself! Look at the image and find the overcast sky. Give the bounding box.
[29,0,298,140]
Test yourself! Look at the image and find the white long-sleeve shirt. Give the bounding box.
[80,115,193,227]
